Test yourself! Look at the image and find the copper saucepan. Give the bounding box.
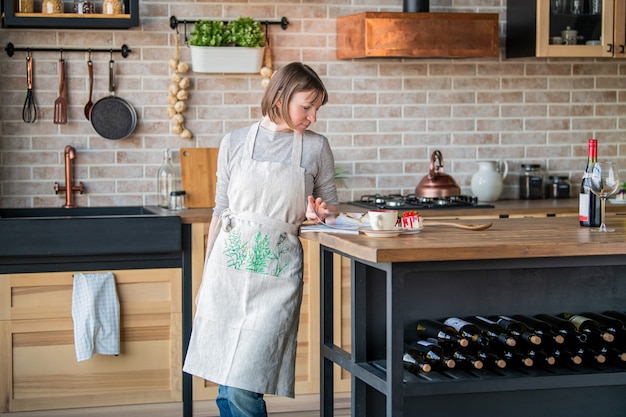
[415,150,461,198]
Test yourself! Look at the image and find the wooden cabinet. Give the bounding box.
[336,12,499,59]
[1,0,139,29]
[507,0,626,58]
[0,268,182,413]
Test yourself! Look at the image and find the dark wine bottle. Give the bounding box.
[407,339,456,370]
[579,138,601,227]
[464,316,516,347]
[580,312,626,343]
[526,348,556,367]
[534,314,588,345]
[493,315,542,346]
[450,349,483,370]
[577,346,606,364]
[443,317,490,347]
[560,312,615,344]
[602,310,626,324]
[415,319,469,348]
[552,347,583,366]
[499,349,534,367]
[403,350,433,374]
[599,345,626,363]
[473,349,507,369]
[512,314,565,346]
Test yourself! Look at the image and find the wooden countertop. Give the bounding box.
[168,198,626,224]
[301,216,626,264]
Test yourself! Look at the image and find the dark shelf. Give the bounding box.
[2,0,139,29]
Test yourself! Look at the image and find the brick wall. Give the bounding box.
[0,0,624,207]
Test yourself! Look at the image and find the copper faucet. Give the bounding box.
[54,145,85,208]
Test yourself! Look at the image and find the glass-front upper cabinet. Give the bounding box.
[506,0,626,58]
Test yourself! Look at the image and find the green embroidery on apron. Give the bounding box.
[224,230,292,276]
[269,234,291,276]
[246,232,271,273]
[223,230,248,269]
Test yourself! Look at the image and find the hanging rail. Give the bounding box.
[5,43,132,58]
[169,15,289,31]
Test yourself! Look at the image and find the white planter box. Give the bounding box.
[190,46,265,74]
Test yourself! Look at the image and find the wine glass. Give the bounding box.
[588,162,621,232]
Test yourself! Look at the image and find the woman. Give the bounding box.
[183,62,338,417]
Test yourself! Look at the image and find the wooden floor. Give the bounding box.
[1,393,351,417]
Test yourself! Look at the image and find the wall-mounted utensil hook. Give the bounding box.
[5,43,132,58]
[169,15,289,44]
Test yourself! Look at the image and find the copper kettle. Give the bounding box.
[415,150,461,198]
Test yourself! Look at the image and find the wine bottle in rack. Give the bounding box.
[579,138,601,227]
[407,339,456,370]
[473,349,507,369]
[579,312,626,343]
[602,310,626,325]
[599,345,626,363]
[512,314,565,345]
[464,316,517,348]
[534,313,588,345]
[450,349,484,370]
[499,348,534,368]
[443,317,490,347]
[526,348,556,367]
[492,315,542,346]
[559,312,615,344]
[577,346,606,364]
[415,319,469,348]
[403,350,433,374]
[552,347,583,366]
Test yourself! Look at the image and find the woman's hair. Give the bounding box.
[261,62,328,129]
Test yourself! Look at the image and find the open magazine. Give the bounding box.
[300,212,367,234]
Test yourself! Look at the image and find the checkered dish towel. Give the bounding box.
[72,272,120,362]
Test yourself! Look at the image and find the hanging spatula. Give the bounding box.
[54,58,67,124]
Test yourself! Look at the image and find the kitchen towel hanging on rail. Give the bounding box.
[71,272,120,362]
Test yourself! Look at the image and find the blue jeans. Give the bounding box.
[216,385,267,417]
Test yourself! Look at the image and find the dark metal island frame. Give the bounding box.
[304,216,626,417]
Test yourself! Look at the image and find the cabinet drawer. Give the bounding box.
[3,269,181,321]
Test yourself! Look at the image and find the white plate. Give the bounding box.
[609,199,626,205]
[358,227,401,238]
[400,227,422,235]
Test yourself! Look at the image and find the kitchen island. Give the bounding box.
[303,216,626,417]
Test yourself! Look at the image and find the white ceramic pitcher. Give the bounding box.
[471,160,509,202]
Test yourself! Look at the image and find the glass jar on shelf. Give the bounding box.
[73,0,95,14]
[545,176,571,199]
[18,0,34,13]
[102,0,125,15]
[519,164,545,200]
[42,0,64,14]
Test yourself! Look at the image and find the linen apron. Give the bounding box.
[183,122,305,398]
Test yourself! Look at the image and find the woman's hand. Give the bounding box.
[306,196,336,223]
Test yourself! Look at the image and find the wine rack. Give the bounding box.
[320,252,626,417]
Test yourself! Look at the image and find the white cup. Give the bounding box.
[368,210,398,230]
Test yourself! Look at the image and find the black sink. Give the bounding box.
[0,206,158,218]
[0,206,181,259]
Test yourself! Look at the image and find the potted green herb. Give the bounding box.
[188,17,265,73]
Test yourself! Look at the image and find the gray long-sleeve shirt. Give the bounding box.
[213,124,339,219]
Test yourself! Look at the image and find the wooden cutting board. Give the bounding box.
[180,148,219,208]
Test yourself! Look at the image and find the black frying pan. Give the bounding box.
[90,59,137,140]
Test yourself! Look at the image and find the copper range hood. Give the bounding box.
[336,2,499,59]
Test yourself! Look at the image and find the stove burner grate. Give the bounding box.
[350,194,493,210]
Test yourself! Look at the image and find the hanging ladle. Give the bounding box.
[84,51,94,119]
[22,51,37,123]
